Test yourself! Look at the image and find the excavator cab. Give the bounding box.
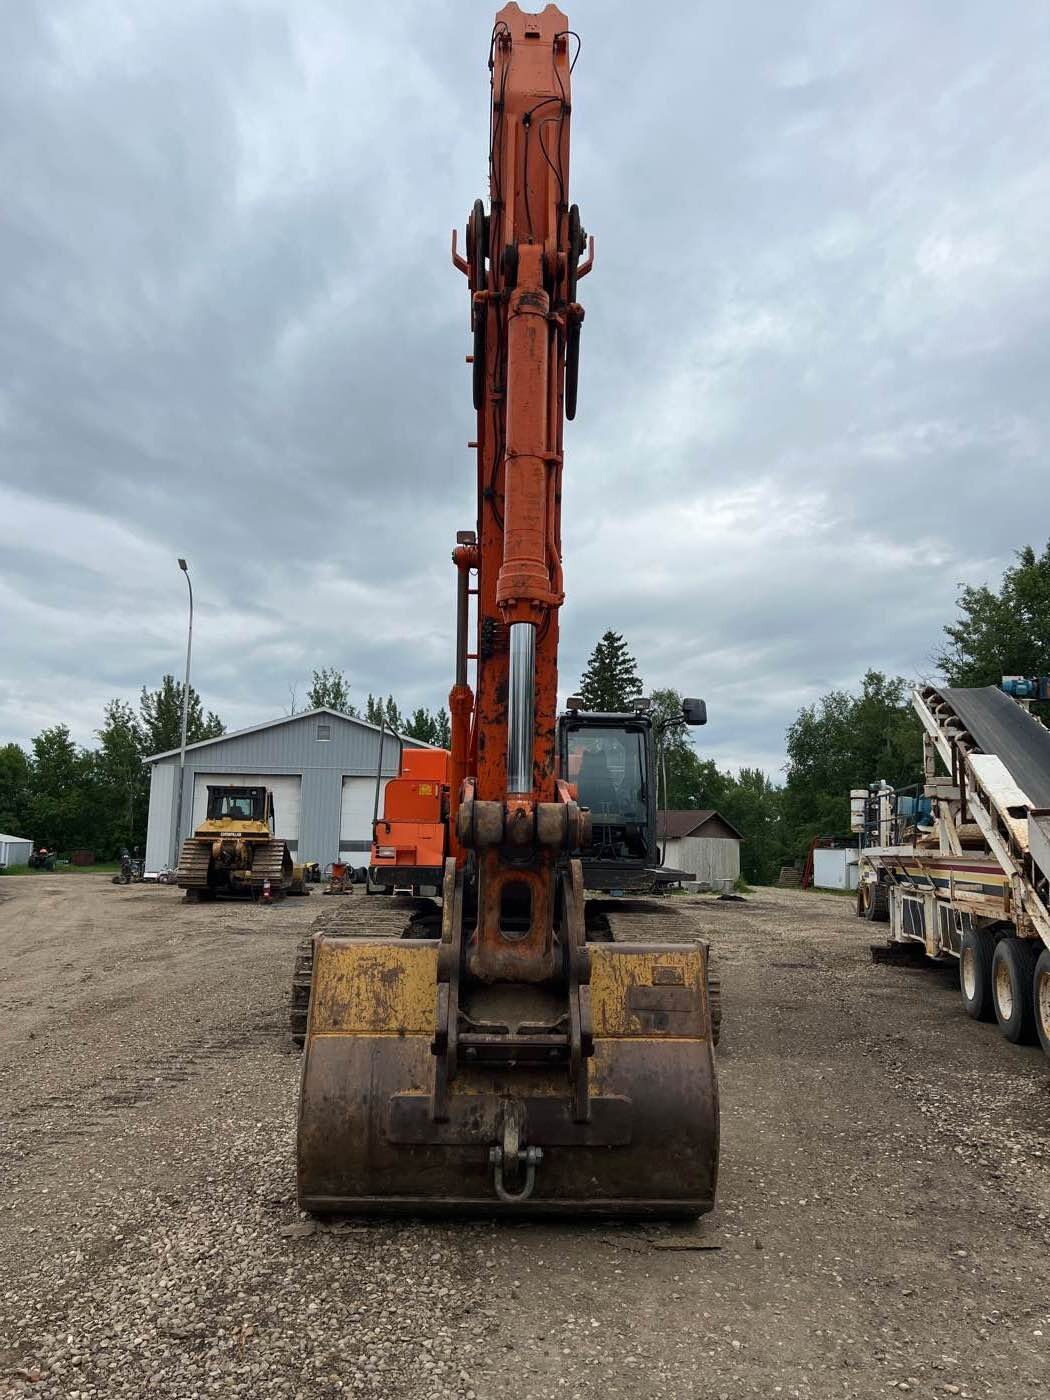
[558,697,707,891]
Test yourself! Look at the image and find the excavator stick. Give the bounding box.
[297,860,718,1215]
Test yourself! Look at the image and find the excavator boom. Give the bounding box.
[297,4,719,1216]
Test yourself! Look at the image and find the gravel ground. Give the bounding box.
[1,877,1047,1399]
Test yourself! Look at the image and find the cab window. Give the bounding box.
[567,728,646,822]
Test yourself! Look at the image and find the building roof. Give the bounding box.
[0,833,31,843]
[656,809,744,842]
[145,707,427,763]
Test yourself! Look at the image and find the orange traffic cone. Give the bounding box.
[262,878,272,904]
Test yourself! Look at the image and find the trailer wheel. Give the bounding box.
[958,927,996,1021]
[991,937,1039,1044]
[1034,948,1050,1058]
[859,877,889,923]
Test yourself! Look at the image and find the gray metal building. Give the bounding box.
[144,709,424,874]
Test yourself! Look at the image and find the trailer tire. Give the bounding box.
[959,927,996,1022]
[1033,948,1050,1058]
[991,937,1039,1044]
[859,877,889,923]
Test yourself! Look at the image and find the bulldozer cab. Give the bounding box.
[204,786,272,828]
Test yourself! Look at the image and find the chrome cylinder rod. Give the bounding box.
[506,622,536,793]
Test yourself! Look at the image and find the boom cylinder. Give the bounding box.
[507,622,536,793]
[497,245,553,621]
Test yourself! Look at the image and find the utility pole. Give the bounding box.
[173,557,193,869]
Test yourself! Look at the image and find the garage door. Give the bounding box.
[191,773,301,851]
[340,776,388,854]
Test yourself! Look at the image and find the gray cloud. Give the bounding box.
[2,0,1048,777]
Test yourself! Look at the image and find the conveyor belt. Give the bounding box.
[932,686,1050,808]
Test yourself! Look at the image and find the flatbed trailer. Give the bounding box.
[856,685,1050,1057]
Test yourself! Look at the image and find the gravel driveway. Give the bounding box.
[0,877,1046,1399]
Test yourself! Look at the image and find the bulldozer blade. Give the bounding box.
[296,936,718,1217]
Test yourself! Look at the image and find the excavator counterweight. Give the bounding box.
[296,3,720,1217]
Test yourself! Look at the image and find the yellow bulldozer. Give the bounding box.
[177,784,304,901]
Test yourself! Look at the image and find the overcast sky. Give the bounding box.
[2,0,1048,774]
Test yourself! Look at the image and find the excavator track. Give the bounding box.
[586,897,722,1046]
[176,839,212,891]
[290,937,314,1047]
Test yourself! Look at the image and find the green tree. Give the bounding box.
[649,688,724,809]
[577,631,643,711]
[0,743,32,837]
[782,670,922,859]
[938,542,1050,703]
[364,694,404,732]
[434,707,451,749]
[383,696,403,733]
[306,667,359,716]
[718,768,785,886]
[95,700,148,852]
[402,706,452,747]
[139,676,224,755]
[28,725,96,853]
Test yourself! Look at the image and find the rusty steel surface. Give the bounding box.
[296,933,718,1217]
[456,4,578,812]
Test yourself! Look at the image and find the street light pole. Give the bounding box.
[173,557,193,869]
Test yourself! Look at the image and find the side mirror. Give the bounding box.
[682,697,707,726]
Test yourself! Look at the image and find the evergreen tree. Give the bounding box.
[364,693,404,731]
[306,667,358,716]
[383,695,404,733]
[577,631,643,711]
[434,707,451,749]
[404,707,438,744]
[139,676,224,755]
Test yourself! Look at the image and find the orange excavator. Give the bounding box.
[296,4,719,1215]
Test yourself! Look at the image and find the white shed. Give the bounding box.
[0,833,33,868]
[658,810,743,887]
[812,845,859,891]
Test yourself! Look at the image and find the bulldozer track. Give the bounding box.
[176,840,211,890]
[251,840,291,885]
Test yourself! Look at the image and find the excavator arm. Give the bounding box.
[296,5,719,1217]
[449,4,591,983]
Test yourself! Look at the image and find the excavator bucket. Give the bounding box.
[296,932,718,1216]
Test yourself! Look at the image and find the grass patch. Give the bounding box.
[0,862,122,876]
